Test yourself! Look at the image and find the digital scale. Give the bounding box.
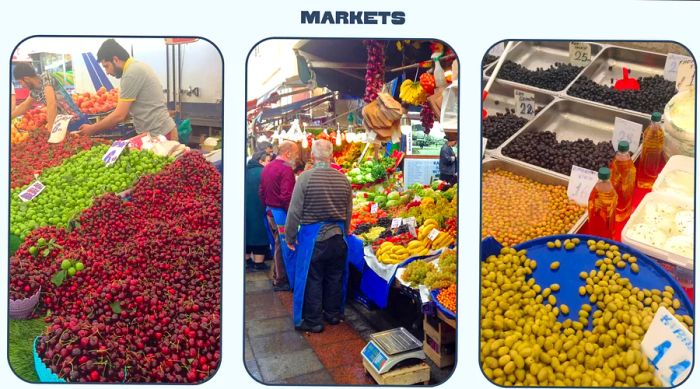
[361,327,425,374]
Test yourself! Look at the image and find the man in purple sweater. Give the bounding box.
[259,141,299,290]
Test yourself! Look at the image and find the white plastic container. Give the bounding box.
[652,155,695,197]
[622,192,694,288]
[663,87,695,157]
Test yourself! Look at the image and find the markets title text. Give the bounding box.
[301,11,406,25]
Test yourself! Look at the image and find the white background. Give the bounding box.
[0,0,698,388]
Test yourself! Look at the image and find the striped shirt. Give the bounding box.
[285,166,353,243]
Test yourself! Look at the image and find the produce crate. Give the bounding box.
[423,313,455,368]
[362,359,430,385]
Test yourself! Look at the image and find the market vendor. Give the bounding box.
[260,141,299,291]
[12,63,81,130]
[439,134,458,186]
[285,139,353,333]
[78,39,178,140]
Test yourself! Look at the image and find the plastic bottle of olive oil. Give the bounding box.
[588,167,618,239]
[610,140,636,222]
[637,112,665,189]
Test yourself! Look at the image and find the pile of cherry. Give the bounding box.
[11,129,109,189]
[10,152,221,383]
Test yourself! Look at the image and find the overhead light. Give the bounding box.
[400,114,412,135]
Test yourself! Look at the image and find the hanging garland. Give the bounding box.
[363,40,386,103]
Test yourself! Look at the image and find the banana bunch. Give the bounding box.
[407,239,431,257]
[399,80,428,106]
[417,219,440,240]
[430,231,454,250]
[417,218,454,250]
[375,241,411,264]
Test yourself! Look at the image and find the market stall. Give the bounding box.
[9,37,223,383]
[480,41,695,387]
[246,39,460,383]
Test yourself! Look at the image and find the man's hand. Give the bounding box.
[78,123,96,136]
[286,242,296,251]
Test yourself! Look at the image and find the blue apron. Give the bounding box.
[266,207,295,283]
[262,212,275,255]
[289,221,350,327]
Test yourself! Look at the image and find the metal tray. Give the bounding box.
[564,46,672,115]
[482,158,587,235]
[484,41,603,92]
[567,46,668,87]
[494,99,646,178]
[483,79,556,117]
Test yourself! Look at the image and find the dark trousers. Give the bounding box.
[266,214,287,286]
[303,235,347,326]
[440,173,457,186]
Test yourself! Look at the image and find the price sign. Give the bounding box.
[612,117,643,154]
[567,165,598,206]
[408,225,417,238]
[641,307,692,386]
[664,54,693,82]
[514,90,536,120]
[391,218,402,229]
[482,137,488,157]
[675,59,696,91]
[427,228,440,241]
[102,140,129,166]
[569,42,592,66]
[18,181,45,202]
[488,42,505,57]
[47,114,72,144]
[370,203,378,214]
[413,195,421,202]
[403,217,417,227]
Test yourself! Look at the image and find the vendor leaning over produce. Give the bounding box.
[79,39,178,140]
[260,141,299,290]
[439,135,458,186]
[12,63,81,130]
[284,139,353,333]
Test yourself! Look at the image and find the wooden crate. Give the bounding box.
[363,359,430,385]
[423,313,456,368]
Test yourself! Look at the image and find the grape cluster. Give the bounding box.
[503,130,616,175]
[354,223,372,235]
[568,75,676,114]
[377,217,392,228]
[420,103,435,133]
[492,61,584,91]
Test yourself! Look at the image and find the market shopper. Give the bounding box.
[285,139,353,333]
[439,136,458,186]
[78,39,178,140]
[245,151,272,271]
[259,141,299,291]
[12,63,82,130]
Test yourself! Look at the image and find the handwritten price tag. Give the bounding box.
[664,54,693,82]
[569,42,592,66]
[19,181,45,202]
[413,195,421,203]
[612,117,643,154]
[641,307,692,387]
[427,228,440,241]
[370,203,379,214]
[103,140,129,166]
[391,218,402,229]
[514,90,536,120]
[408,225,417,238]
[567,165,598,206]
[47,114,72,144]
[403,217,417,227]
[675,59,696,91]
